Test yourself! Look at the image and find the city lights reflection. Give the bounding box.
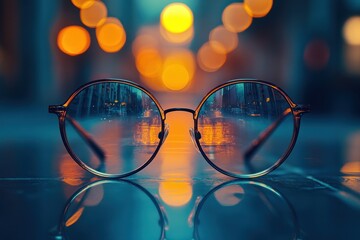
[80,1,107,28]
[160,2,193,34]
[57,25,90,56]
[96,17,126,53]
[222,3,253,33]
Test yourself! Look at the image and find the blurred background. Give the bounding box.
[0,0,359,177]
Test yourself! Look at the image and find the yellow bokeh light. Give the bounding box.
[222,3,253,33]
[197,42,227,72]
[161,49,195,91]
[161,3,194,34]
[343,16,360,46]
[71,0,97,9]
[162,64,190,91]
[209,25,238,54]
[57,25,90,56]
[160,25,194,44]
[244,0,273,18]
[80,1,107,28]
[96,17,126,53]
[159,181,193,207]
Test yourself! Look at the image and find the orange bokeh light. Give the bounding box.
[96,17,126,53]
[159,181,193,207]
[197,42,227,72]
[80,1,107,28]
[244,0,273,18]
[135,48,163,78]
[57,25,90,56]
[209,25,238,54]
[343,16,360,46]
[214,185,244,206]
[222,3,253,33]
[160,2,194,34]
[71,0,97,9]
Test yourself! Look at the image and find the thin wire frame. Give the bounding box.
[49,78,309,178]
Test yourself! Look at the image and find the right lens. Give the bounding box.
[197,81,295,177]
[63,81,163,177]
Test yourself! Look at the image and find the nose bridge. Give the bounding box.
[164,108,195,116]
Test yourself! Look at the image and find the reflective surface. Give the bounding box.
[0,108,360,239]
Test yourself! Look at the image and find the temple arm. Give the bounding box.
[65,115,106,162]
[244,108,292,161]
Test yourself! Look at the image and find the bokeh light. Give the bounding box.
[132,33,159,57]
[304,39,330,70]
[197,42,227,72]
[71,0,97,9]
[209,25,238,54]
[80,1,107,28]
[222,3,253,33]
[160,25,194,44]
[57,25,90,56]
[160,3,194,34]
[214,185,244,206]
[159,181,193,207]
[343,16,360,45]
[135,47,163,78]
[244,0,273,18]
[96,17,126,53]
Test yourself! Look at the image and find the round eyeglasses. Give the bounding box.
[49,79,309,178]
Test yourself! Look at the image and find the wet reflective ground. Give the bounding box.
[1,107,360,239]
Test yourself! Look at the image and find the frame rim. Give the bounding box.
[193,79,302,179]
[58,78,166,178]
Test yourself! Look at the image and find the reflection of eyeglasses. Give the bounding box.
[49,78,309,178]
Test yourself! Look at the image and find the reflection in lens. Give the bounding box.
[64,81,162,176]
[194,181,298,240]
[197,82,294,176]
[60,180,165,240]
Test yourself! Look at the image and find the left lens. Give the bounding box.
[64,81,162,177]
[196,81,295,177]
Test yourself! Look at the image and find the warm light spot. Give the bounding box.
[209,25,238,54]
[244,0,273,18]
[57,26,90,56]
[159,181,193,207]
[304,40,330,70]
[160,25,194,44]
[83,185,104,207]
[222,3,253,33]
[132,34,159,57]
[214,185,244,206]
[162,64,190,91]
[161,3,194,34]
[71,0,97,9]
[80,1,107,28]
[65,207,84,227]
[343,16,360,46]
[266,97,270,102]
[341,161,360,173]
[135,48,163,78]
[164,50,196,78]
[96,18,126,53]
[197,42,227,72]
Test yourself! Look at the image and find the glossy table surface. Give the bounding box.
[0,107,359,240]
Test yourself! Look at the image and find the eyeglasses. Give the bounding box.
[49,78,309,178]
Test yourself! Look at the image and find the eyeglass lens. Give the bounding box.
[197,82,295,175]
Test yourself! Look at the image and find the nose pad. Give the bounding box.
[189,128,201,153]
[158,124,169,146]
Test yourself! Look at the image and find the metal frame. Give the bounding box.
[49,78,309,179]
